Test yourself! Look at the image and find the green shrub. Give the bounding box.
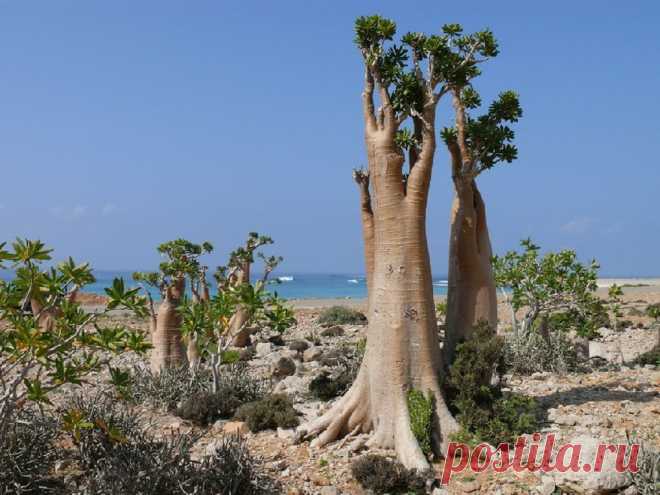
[317,306,367,326]
[177,392,241,426]
[351,454,426,494]
[646,303,660,322]
[447,325,540,446]
[631,346,660,367]
[221,349,241,364]
[407,389,432,455]
[236,394,299,432]
[309,373,346,401]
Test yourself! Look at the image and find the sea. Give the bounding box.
[83,271,450,300]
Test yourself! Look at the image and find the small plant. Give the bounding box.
[0,407,61,494]
[631,346,660,367]
[504,330,580,375]
[127,365,213,411]
[319,458,328,468]
[351,454,426,494]
[646,303,660,322]
[305,329,322,345]
[235,394,299,432]
[625,431,660,495]
[221,349,241,364]
[317,305,367,326]
[407,389,432,455]
[199,435,281,494]
[435,301,447,319]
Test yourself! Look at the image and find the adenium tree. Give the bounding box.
[302,16,502,470]
[0,240,150,435]
[440,31,522,366]
[133,239,213,373]
[178,234,295,391]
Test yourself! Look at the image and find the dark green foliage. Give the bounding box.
[446,325,540,445]
[646,303,660,321]
[176,365,267,425]
[221,349,241,364]
[631,346,660,367]
[407,390,432,455]
[317,306,367,326]
[0,408,61,494]
[309,373,351,401]
[442,90,522,172]
[236,394,299,432]
[62,393,277,494]
[176,392,239,426]
[351,454,427,494]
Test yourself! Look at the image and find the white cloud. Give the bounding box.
[561,216,596,234]
[49,205,88,220]
[101,203,118,216]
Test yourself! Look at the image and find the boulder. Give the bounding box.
[255,342,272,357]
[549,435,630,494]
[303,346,323,362]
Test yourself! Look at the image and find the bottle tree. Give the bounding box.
[441,38,522,365]
[302,16,499,470]
[133,239,212,373]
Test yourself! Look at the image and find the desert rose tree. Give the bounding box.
[302,17,500,470]
[439,30,522,366]
[179,234,295,390]
[133,239,212,373]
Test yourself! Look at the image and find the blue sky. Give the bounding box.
[1,1,658,275]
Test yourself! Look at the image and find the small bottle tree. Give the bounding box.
[133,239,213,373]
[178,233,295,391]
[439,34,523,365]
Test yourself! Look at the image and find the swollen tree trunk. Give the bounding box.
[150,278,187,373]
[354,169,375,309]
[444,179,497,366]
[302,74,458,471]
[230,263,252,347]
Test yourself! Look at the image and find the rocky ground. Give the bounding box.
[72,291,660,495]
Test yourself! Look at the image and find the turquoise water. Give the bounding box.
[83,271,449,300]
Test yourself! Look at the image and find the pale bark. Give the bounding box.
[301,78,458,471]
[443,92,498,366]
[230,263,253,347]
[353,170,375,294]
[444,179,497,365]
[150,277,187,373]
